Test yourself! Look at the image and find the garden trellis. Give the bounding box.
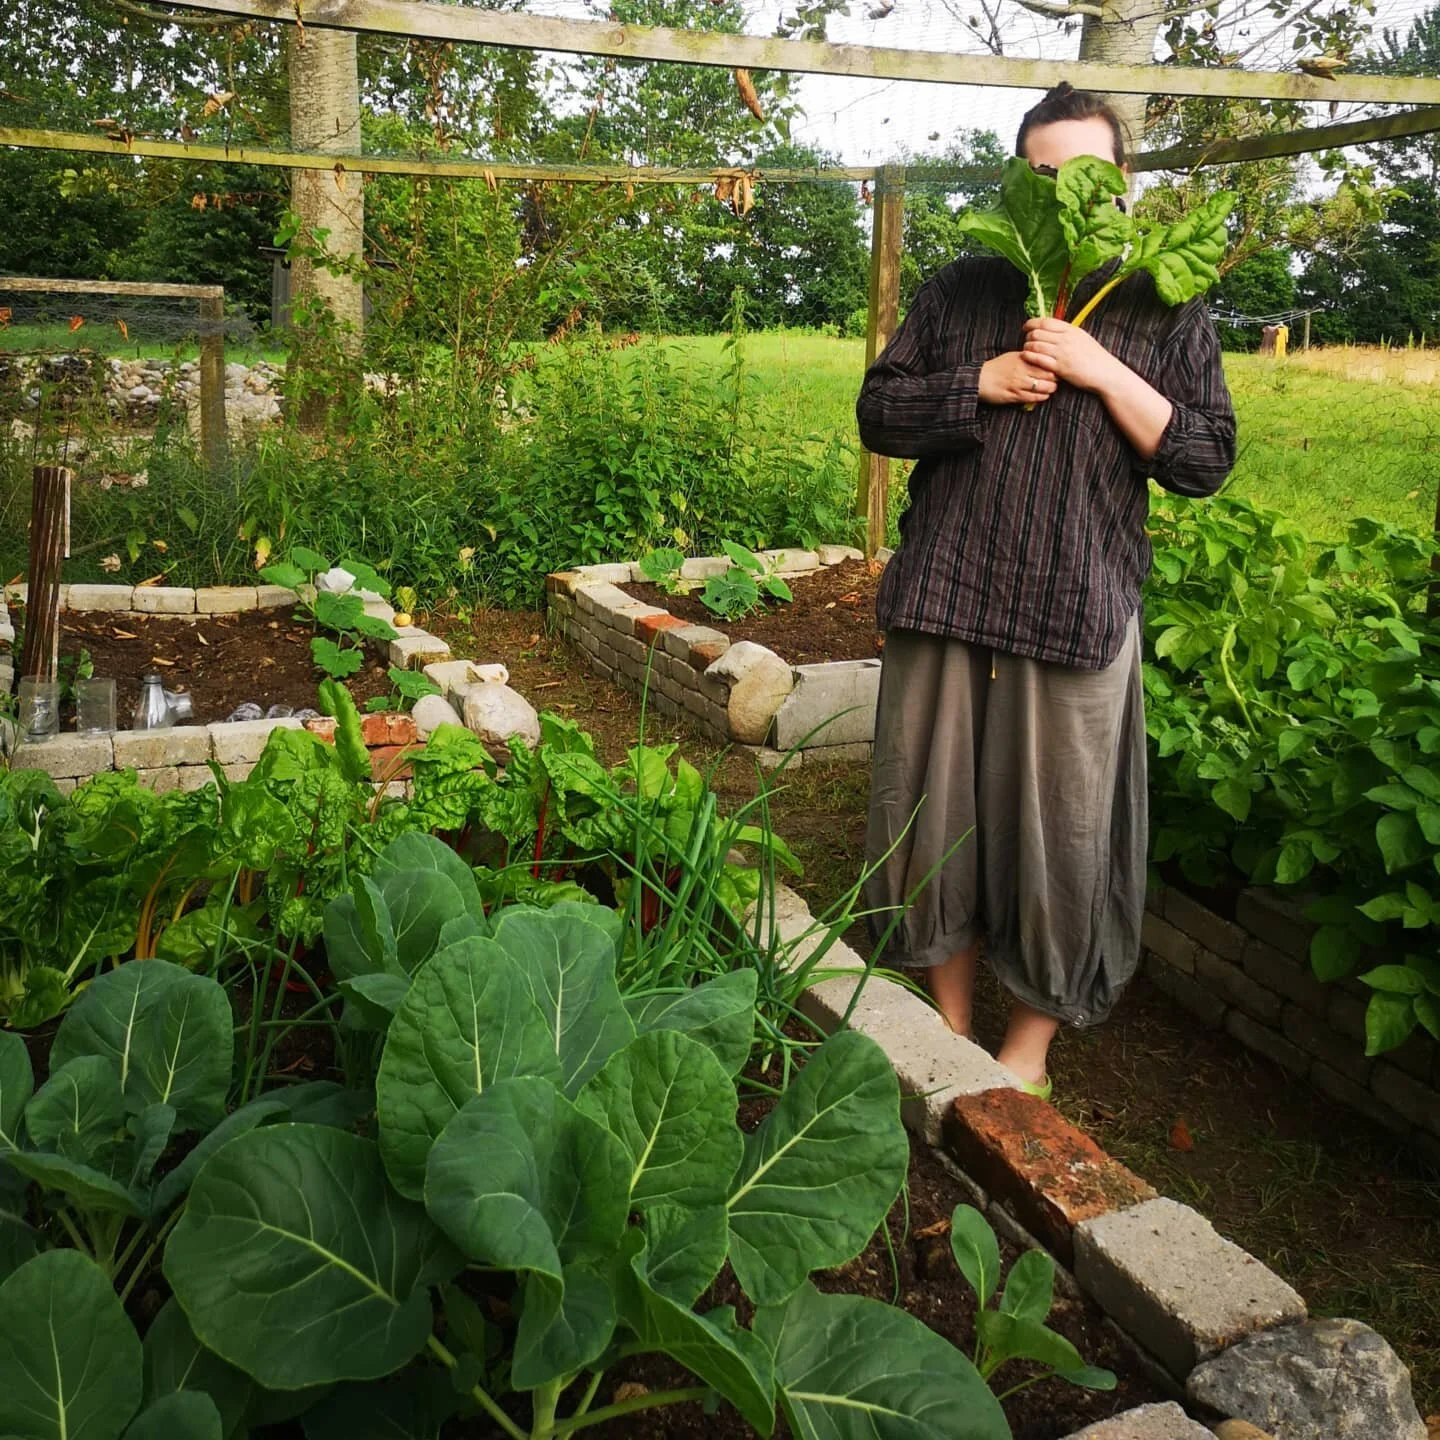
[8,0,1440,549]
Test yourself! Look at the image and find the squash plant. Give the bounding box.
[0,899,1016,1440]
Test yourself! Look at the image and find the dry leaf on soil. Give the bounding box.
[1169,1117,1195,1152]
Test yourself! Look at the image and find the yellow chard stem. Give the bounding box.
[1067,275,1125,330]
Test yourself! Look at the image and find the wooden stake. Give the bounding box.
[198,293,229,471]
[19,466,72,684]
[859,165,905,559]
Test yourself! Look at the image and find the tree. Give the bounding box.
[899,130,1006,306]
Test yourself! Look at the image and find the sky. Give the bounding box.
[526,0,1436,166]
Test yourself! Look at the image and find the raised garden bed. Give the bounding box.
[548,546,891,763]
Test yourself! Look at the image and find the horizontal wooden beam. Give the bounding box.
[0,274,223,299]
[0,126,880,184]
[1135,104,1440,171]
[160,0,1440,107]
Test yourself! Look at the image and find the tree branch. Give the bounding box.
[110,0,237,25]
[1010,0,1105,18]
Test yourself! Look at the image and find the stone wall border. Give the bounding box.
[547,545,883,762]
[758,882,1424,1439]
[0,582,526,794]
[1142,881,1440,1161]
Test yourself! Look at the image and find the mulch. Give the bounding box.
[30,604,396,726]
[627,559,884,666]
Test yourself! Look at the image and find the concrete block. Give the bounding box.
[1242,938,1330,1017]
[1196,950,1282,1025]
[1225,1011,1310,1078]
[546,570,585,597]
[131,586,196,615]
[679,556,731,580]
[574,563,634,585]
[136,766,181,793]
[1144,953,1227,1027]
[255,584,299,610]
[1074,1197,1306,1378]
[737,744,795,772]
[804,741,872,764]
[757,547,821,574]
[209,717,302,766]
[222,761,256,783]
[113,726,212,770]
[661,624,728,663]
[389,630,451,669]
[361,597,396,625]
[771,659,881,750]
[1387,1027,1437,1082]
[1236,888,1314,961]
[176,764,217,792]
[1059,1403,1213,1439]
[422,659,485,706]
[52,777,77,795]
[1146,883,1167,917]
[801,971,1020,1143]
[1328,987,1369,1044]
[67,584,135,612]
[875,547,895,564]
[1164,888,1246,961]
[1371,1063,1440,1136]
[195,586,258,614]
[607,603,668,637]
[575,582,636,617]
[1142,912,1199,974]
[1281,1002,1371,1085]
[817,544,863,566]
[1310,1061,1405,1133]
[11,734,114,778]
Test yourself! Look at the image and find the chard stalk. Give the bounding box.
[1067,274,1125,329]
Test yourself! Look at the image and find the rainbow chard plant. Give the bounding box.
[958,156,1236,327]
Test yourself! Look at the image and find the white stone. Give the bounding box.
[255,585,299,610]
[114,727,212,769]
[413,693,465,739]
[679,556,732,580]
[574,563,634,584]
[209,717,302,766]
[389,630,451,669]
[757,548,821,574]
[316,566,357,594]
[817,544,864,566]
[1060,1403,1214,1439]
[707,641,793,745]
[11,734,114,779]
[463,684,540,752]
[67,584,133,612]
[195,586,258,614]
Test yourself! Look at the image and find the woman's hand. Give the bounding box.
[1021,317,1124,395]
[979,351,1058,406]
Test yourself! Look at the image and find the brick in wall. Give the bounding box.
[1141,912,1199,974]
[1371,1063,1440,1137]
[1144,954,1228,1029]
[1195,950,1283,1025]
[1165,887,1247,961]
[1310,1061,1405,1134]
[1236,888,1314,960]
[1281,1002,1372,1086]
[1225,1010,1311,1078]
[1241,937,1330,1018]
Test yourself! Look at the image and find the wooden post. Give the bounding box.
[1303,310,1312,351]
[198,293,228,471]
[859,164,905,558]
[19,465,71,684]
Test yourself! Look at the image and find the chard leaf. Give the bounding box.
[625,970,758,1077]
[577,1030,741,1209]
[122,1393,222,1440]
[142,1297,253,1440]
[949,1204,1001,1308]
[1123,190,1235,306]
[1056,155,1132,298]
[423,1077,630,1388]
[727,1030,908,1307]
[164,1125,461,1389]
[376,939,560,1199]
[0,1249,143,1440]
[490,908,635,1094]
[617,1250,776,1436]
[51,960,231,1133]
[0,1030,34,1155]
[958,158,1070,317]
[757,1282,1009,1440]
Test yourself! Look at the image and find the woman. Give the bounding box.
[858,83,1236,1097]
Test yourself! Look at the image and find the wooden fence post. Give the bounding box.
[19,465,71,684]
[858,164,905,557]
[198,292,228,472]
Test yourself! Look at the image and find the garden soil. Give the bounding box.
[37,604,395,724]
[627,558,883,665]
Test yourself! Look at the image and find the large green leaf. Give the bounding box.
[577,1030,741,1209]
[490,909,635,1093]
[51,960,231,1131]
[424,1078,630,1387]
[142,1298,253,1440]
[957,157,1070,316]
[387,873,473,975]
[727,1030,907,1306]
[0,1249,143,1440]
[640,1203,729,1306]
[121,1393,222,1440]
[301,1374,456,1440]
[149,1098,289,1218]
[6,1147,143,1216]
[24,1055,126,1160]
[757,1282,1010,1440]
[374,833,485,922]
[376,940,560,1200]
[1055,155,1131,298]
[324,880,398,986]
[0,1030,32,1155]
[164,1125,460,1389]
[618,1250,775,1435]
[626,970,758,1077]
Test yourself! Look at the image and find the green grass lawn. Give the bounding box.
[656,334,1440,541]
[0,321,285,367]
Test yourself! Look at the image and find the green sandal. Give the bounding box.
[1018,1075,1054,1102]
